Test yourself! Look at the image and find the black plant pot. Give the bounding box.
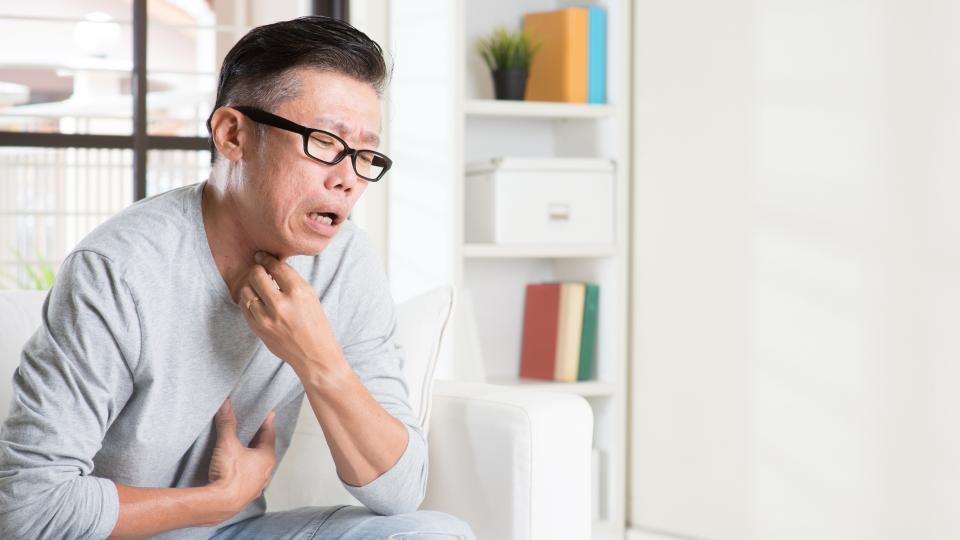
[492,68,528,100]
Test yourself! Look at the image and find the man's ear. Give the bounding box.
[210,107,249,162]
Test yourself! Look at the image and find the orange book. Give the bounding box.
[520,283,562,380]
[523,8,589,103]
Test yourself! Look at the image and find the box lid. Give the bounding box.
[465,157,615,175]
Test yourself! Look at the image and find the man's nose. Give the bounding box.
[324,155,359,192]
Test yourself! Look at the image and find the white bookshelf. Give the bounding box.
[388,2,630,538]
[490,378,617,398]
[465,98,615,119]
[463,243,618,258]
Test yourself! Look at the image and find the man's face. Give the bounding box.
[237,69,381,258]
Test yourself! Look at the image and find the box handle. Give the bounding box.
[548,203,571,221]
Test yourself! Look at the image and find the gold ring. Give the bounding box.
[245,296,262,310]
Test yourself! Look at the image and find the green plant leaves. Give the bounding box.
[1,244,56,290]
[476,26,541,71]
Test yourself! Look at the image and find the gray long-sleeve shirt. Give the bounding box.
[0,181,427,539]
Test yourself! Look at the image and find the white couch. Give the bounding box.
[0,287,593,540]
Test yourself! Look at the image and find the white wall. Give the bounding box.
[383,0,461,379]
[384,0,460,303]
[630,1,960,539]
[631,1,754,537]
[347,0,390,264]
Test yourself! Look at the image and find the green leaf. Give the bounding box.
[3,243,56,290]
[475,26,540,71]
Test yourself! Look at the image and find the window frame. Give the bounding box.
[0,0,349,201]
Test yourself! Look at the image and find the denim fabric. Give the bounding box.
[210,505,476,540]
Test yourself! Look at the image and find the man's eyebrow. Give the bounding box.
[314,118,380,148]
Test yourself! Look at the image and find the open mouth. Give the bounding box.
[307,211,343,226]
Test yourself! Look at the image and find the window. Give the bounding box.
[0,0,339,288]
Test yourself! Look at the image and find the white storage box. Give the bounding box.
[464,157,615,244]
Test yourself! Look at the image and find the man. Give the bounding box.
[0,16,475,540]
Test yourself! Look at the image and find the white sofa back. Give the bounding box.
[0,290,46,422]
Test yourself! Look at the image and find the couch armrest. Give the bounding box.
[422,380,593,540]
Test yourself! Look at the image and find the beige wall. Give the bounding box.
[630,1,960,539]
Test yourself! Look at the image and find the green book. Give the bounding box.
[577,283,599,381]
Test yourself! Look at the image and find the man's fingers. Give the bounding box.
[253,251,299,293]
[251,410,277,452]
[214,399,239,442]
[248,266,281,311]
[239,284,267,317]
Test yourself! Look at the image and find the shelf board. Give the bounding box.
[462,243,617,258]
[465,99,614,119]
[490,378,617,398]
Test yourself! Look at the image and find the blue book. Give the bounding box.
[587,6,607,104]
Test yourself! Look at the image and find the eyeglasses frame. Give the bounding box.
[230,105,392,182]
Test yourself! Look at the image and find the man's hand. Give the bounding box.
[208,399,277,516]
[237,251,344,377]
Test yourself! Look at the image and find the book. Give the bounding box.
[519,283,563,380]
[578,282,600,381]
[523,8,589,103]
[587,6,607,104]
[554,282,586,382]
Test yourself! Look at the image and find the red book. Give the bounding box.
[520,283,562,380]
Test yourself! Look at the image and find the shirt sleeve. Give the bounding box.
[0,250,140,539]
[334,230,428,516]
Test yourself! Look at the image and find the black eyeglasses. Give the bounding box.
[231,106,392,182]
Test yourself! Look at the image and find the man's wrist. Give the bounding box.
[198,482,241,526]
[294,352,353,395]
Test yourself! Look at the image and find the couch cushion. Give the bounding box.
[395,284,455,436]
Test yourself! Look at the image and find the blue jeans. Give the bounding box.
[210,505,476,540]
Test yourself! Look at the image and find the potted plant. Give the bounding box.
[476,26,540,100]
